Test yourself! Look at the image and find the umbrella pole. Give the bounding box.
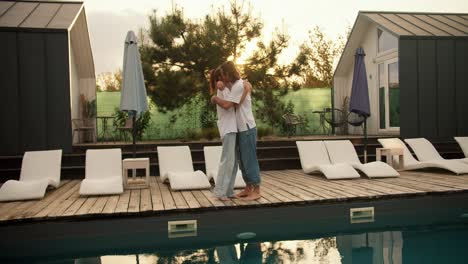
[132,113,136,159]
[364,118,368,163]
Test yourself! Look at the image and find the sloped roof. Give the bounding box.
[0,0,83,30]
[334,11,468,78]
[362,12,468,37]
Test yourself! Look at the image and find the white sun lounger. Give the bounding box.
[324,140,400,178]
[378,138,468,175]
[454,137,468,164]
[296,141,360,180]
[157,146,211,190]
[79,148,124,195]
[203,146,246,189]
[0,149,62,202]
[405,138,468,166]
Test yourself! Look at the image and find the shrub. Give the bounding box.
[257,126,274,139]
[201,127,220,140]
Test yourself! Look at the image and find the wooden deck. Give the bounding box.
[1,169,468,224]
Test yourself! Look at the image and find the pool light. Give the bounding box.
[168,220,197,238]
[350,207,375,224]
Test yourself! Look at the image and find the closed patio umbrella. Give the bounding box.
[120,30,148,157]
[349,47,371,163]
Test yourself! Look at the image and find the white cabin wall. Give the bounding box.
[334,22,380,135]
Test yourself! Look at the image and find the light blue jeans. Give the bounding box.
[213,132,239,198]
[238,127,261,185]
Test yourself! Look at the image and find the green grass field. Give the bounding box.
[97,87,331,140]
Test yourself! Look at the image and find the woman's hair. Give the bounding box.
[209,68,222,95]
[220,61,241,83]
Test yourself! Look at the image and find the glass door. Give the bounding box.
[378,57,399,131]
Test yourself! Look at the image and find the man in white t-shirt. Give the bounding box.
[211,61,261,201]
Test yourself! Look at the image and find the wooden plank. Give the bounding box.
[201,190,225,207]
[101,196,120,214]
[14,180,74,219]
[48,199,75,217]
[62,198,86,216]
[0,200,37,221]
[33,181,81,219]
[259,181,295,203]
[262,172,319,201]
[191,191,212,207]
[149,177,164,211]
[88,196,109,215]
[47,183,82,217]
[180,191,202,208]
[266,171,344,199]
[171,191,189,209]
[279,170,361,198]
[127,189,141,213]
[75,197,98,215]
[156,178,176,210]
[140,188,152,212]
[114,190,131,213]
[278,171,358,198]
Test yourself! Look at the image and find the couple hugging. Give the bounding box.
[209,61,261,201]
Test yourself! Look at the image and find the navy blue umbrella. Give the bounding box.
[349,47,370,162]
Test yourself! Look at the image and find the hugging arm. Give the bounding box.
[210,80,251,109]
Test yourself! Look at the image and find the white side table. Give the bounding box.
[376,148,404,170]
[122,158,150,189]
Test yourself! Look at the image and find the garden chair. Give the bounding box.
[79,148,123,195]
[203,146,246,188]
[0,150,62,201]
[157,146,211,190]
[323,108,346,135]
[296,141,360,180]
[324,140,400,178]
[116,118,133,142]
[72,118,96,143]
[378,138,468,175]
[282,113,305,137]
[405,138,468,165]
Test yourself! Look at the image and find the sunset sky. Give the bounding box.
[84,0,468,75]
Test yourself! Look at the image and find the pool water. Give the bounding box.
[2,222,467,263]
[2,194,468,264]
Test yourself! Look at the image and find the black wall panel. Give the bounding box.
[0,32,20,155]
[45,33,72,153]
[418,40,438,139]
[436,40,456,140]
[18,32,47,151]
[399,39,419,138]
[455,39,468,136]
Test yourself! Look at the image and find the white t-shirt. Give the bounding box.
[216,88,237,139]
[226,79,256,132]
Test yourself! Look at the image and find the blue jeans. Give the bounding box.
[214,132,238,198]
[238,127,261,185]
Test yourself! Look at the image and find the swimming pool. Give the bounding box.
[1,193,468,263]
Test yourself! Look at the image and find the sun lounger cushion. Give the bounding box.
[324,140,399,178]
[296,141,360,179]
[79,148,123,195]
[405,138,468,166]
[203,146,246,188]
[0,149,62,202]
[158,146,211,190]
[0,179,49,202]
[379,138,468,175]
[455,137,468,157]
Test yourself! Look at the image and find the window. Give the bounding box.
[378,59,399,130]
[378,29,398,53]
